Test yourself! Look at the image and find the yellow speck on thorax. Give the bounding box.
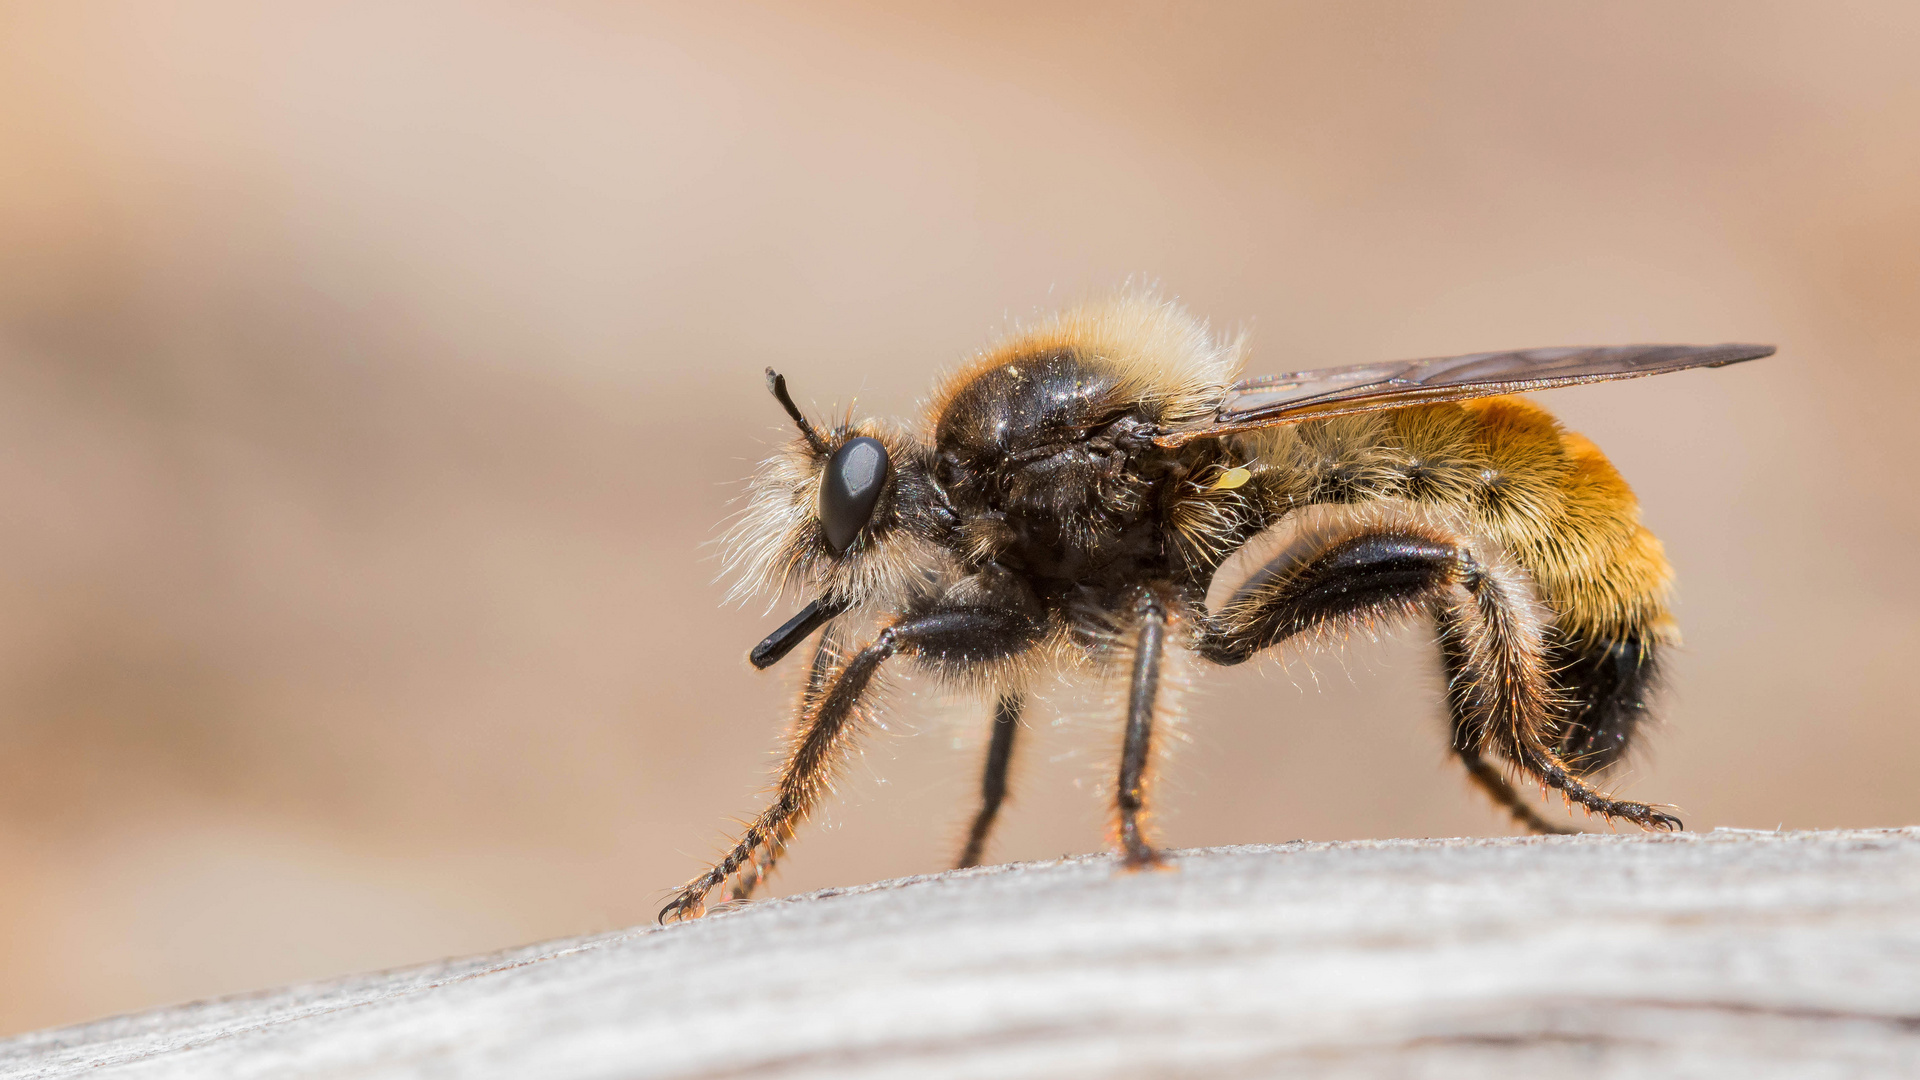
[1210,466,1252,491]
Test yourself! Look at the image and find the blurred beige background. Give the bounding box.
[1,0,1916,1035]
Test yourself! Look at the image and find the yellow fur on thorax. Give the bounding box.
[1245,396,1674,645]
[924,294,1243,434]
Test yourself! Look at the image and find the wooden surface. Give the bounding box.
[4,828,1917,1079]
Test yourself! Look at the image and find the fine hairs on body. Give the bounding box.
[661,293,1771,922]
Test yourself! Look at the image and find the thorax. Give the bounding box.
[930,352,1196,592]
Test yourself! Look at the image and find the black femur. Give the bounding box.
[821,437,889,554]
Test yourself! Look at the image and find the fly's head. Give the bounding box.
[724,370,953,668]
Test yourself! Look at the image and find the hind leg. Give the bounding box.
[1198,520,1680,833]
[1453,742,1581,835]
[1434,633,1660,834]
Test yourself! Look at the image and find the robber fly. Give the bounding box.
[659,294,1771,921]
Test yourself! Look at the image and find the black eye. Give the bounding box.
[820,437,890,555]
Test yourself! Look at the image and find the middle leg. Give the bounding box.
[1116,590,1171,868]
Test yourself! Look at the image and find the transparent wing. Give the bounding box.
[1153,343,1774,447]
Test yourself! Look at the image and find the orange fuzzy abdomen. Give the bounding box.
[1254,396,1674,645]
[1447,399,1675,644]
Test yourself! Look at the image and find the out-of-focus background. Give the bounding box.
[1,0,1916,1035]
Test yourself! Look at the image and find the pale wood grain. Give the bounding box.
[4,828,1917,1079]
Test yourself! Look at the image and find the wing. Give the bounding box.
[1152,343,1774,447]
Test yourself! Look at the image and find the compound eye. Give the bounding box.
[820,436,890,555]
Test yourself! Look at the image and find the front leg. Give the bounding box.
[660,604,1041,922]
[725,624,845,903]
